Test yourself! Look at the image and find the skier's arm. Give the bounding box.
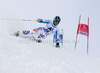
[37,19,50,24]
[55,30,60,47]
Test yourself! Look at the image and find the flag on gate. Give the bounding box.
[77,24,89,36]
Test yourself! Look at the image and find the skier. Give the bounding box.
[15,16,61,47]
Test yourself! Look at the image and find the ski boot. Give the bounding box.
[32,36,42,43]
[15,31,20,37]
[36,40,42,43]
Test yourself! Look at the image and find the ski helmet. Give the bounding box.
[53,16,61,24]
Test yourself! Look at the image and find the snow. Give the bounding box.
[0,0,100,73]
[0,21,100,73]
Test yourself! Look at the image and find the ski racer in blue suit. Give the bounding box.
[15,16,61,47]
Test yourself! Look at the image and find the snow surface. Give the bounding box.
[0,0,100,73]
[0,22,100,73]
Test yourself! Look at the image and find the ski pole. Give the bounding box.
[0,18,36,22]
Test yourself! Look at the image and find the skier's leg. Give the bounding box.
[15,30,33,38]
[32,27,47,43]
[15,27,46,43]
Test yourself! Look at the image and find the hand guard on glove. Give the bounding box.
[56,39,60,48]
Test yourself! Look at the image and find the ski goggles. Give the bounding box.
[54,19,60,24]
